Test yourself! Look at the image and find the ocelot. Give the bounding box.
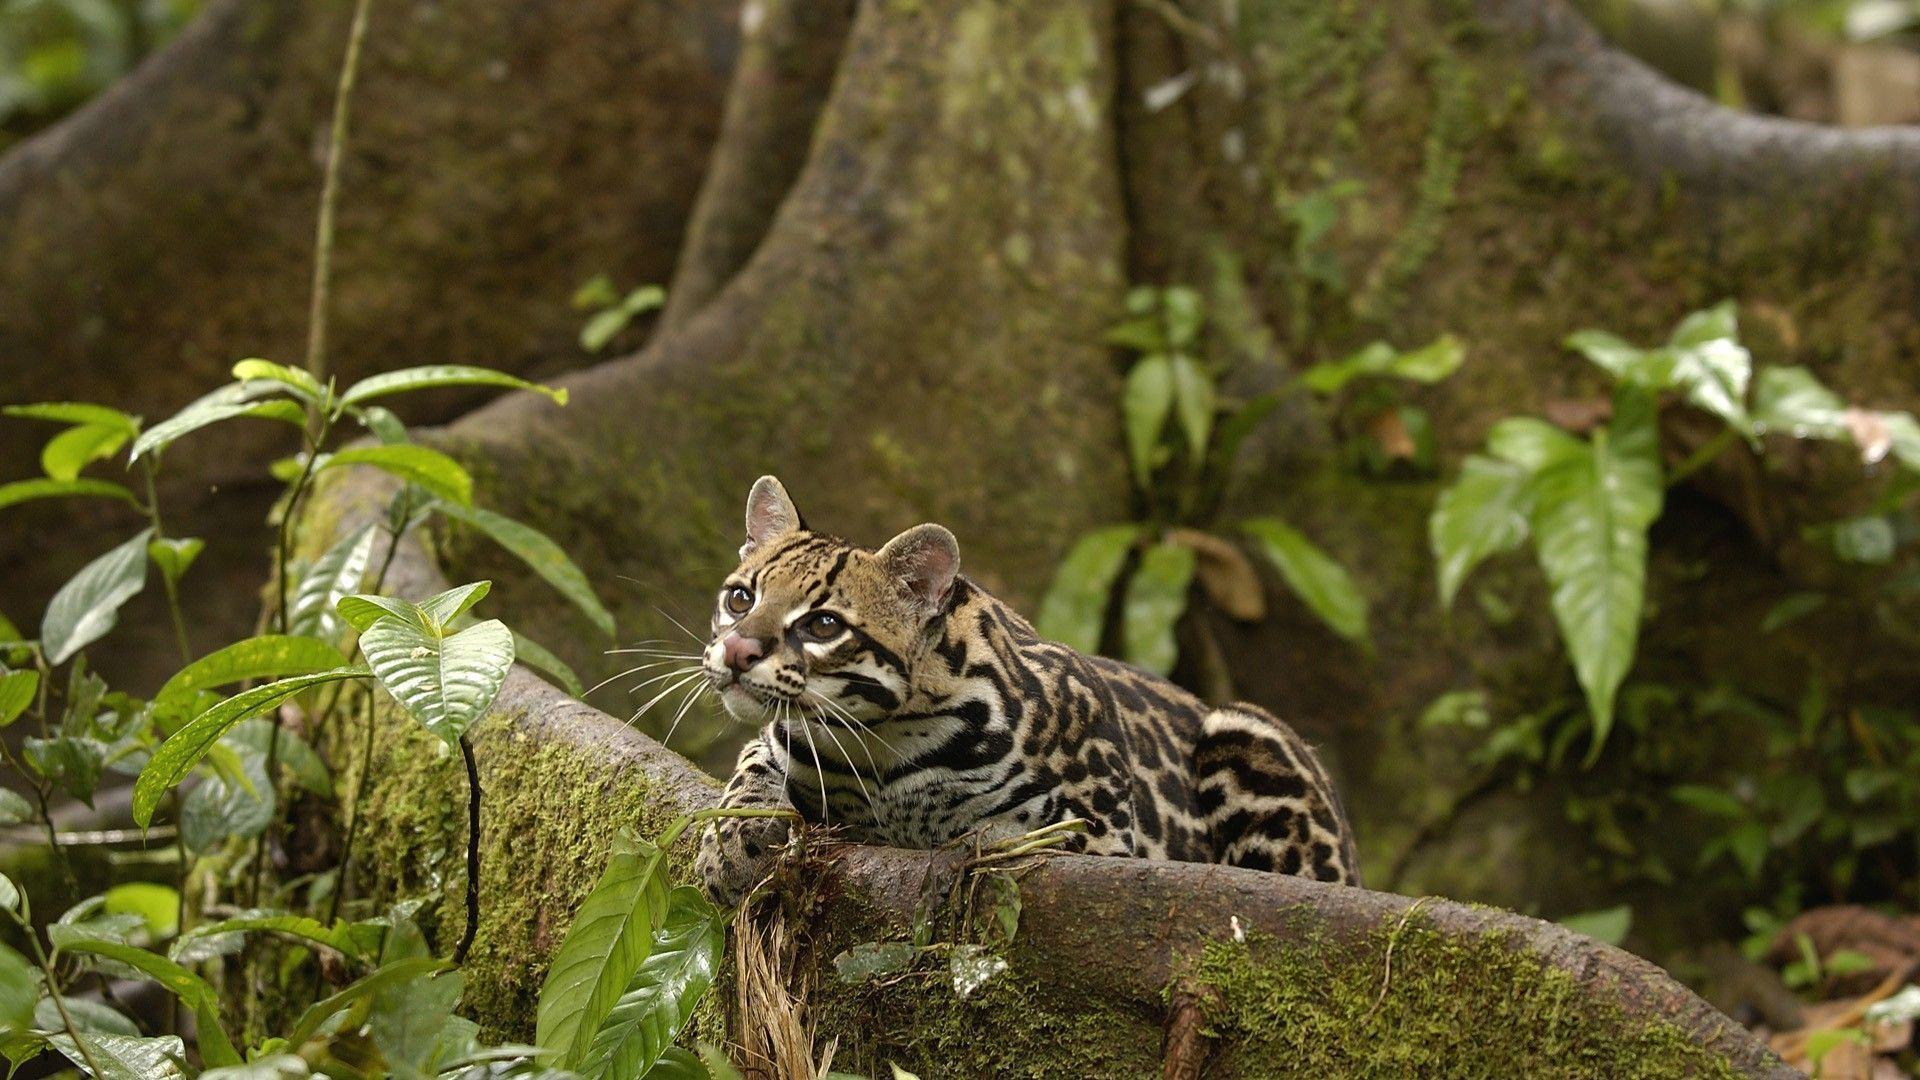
[693,476,1360,903]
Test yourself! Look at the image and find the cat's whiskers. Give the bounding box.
[804,705,874,806]
[659,677,711,747]
[804,691,896,782]
[790,702,832,830]
[651,604,707,647]
[626,669,709,731]
[583,657,698,698]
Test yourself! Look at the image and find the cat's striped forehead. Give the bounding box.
[727,530,908,622]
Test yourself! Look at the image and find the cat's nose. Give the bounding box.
[721,632,769,672]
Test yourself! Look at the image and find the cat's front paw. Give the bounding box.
[696,813,793,906]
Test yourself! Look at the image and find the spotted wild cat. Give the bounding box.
[693,476,1359,903]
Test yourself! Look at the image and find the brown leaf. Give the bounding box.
[1544,397,1612,433]
[1364,409,1417,461]
[1166,528,1265,622]
[1844,409,1893,465]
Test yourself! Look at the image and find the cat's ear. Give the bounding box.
[742,475,803,556]
[879,523,960,613]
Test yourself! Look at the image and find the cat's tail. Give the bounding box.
[1194,703,1361,887]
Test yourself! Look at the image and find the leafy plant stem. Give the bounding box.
[2,907,102,1079]
[255,411,339,906]
[454,733,480,965]
[1666,426,1741,489]
[303,0,376,393]
[139,458,193,663]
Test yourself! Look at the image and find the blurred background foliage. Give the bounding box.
[0,0,201,152]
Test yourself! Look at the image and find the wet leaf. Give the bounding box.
[41,528,153,664]
[1121,542,1197,676]
[1241,518,1368,645]
[1035,525,1144,653]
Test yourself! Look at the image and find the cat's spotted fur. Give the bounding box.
[694,477,1359,903]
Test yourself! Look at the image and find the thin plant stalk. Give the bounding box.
[138,458,193,663]
[3,907,102,1078]
[454,734,480,965]
[303,0,376,394]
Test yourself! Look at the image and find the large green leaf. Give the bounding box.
[1529,388,1664,758]
[1300,334,1465,395]
[133,668,365,826]
[1563,329,1650,381]
[228,718,332,797]
[35,996,137,1037]
[338,364,568,408]
[336,593,432,634]
[0,477,137,513]
[1121,542,1197,676]
[578,887,726,1080]
[41,529,153,664]
[46,1032,187,1080]
[55,937,217,1009]
[537,829,673,1068]
[1123,356,1174,489]
[288,524,378,640]
[2,403,138,433]
[1168,354,1214,461]
[1752,366,1846,439]
[1430,454,1535,609]
[0,790,32,826]
[320,445,473,507]
[1570,304,1750,434]
[1486,417,1583,471]
[230,359,324,402]
[370,968,464,1072]
[286,957,448,1049]
[0,671,37,727]
[171,910,368,964]
[1034,525,1144,653]
[41,424,130,481]
[1241,518,1369,645]
[360,616,513,747]
[438,502,614,637]
[131,382,305,460]
[181,750,274,853]
[152,635,351,729]
[1663,303,1751,434]
[24,736,104,805]
[147,537,204,588]
[0,943,37,1032]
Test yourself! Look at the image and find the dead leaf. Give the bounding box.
[1166,528,1266,622]
[1844,409,1893,465]
[1365,409,1417,461]
[1544,397,1612,433]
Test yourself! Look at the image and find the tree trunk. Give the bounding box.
[12,0,1920,1061]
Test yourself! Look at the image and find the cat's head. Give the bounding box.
[703,476,960,726]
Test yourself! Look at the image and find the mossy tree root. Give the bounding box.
[301,466,1792,1078]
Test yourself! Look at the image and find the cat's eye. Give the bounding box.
[723,585,753,614]
[799,611,843,641]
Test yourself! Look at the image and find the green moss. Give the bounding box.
[322,690,710,1039]
[1192,927,1742,1078]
